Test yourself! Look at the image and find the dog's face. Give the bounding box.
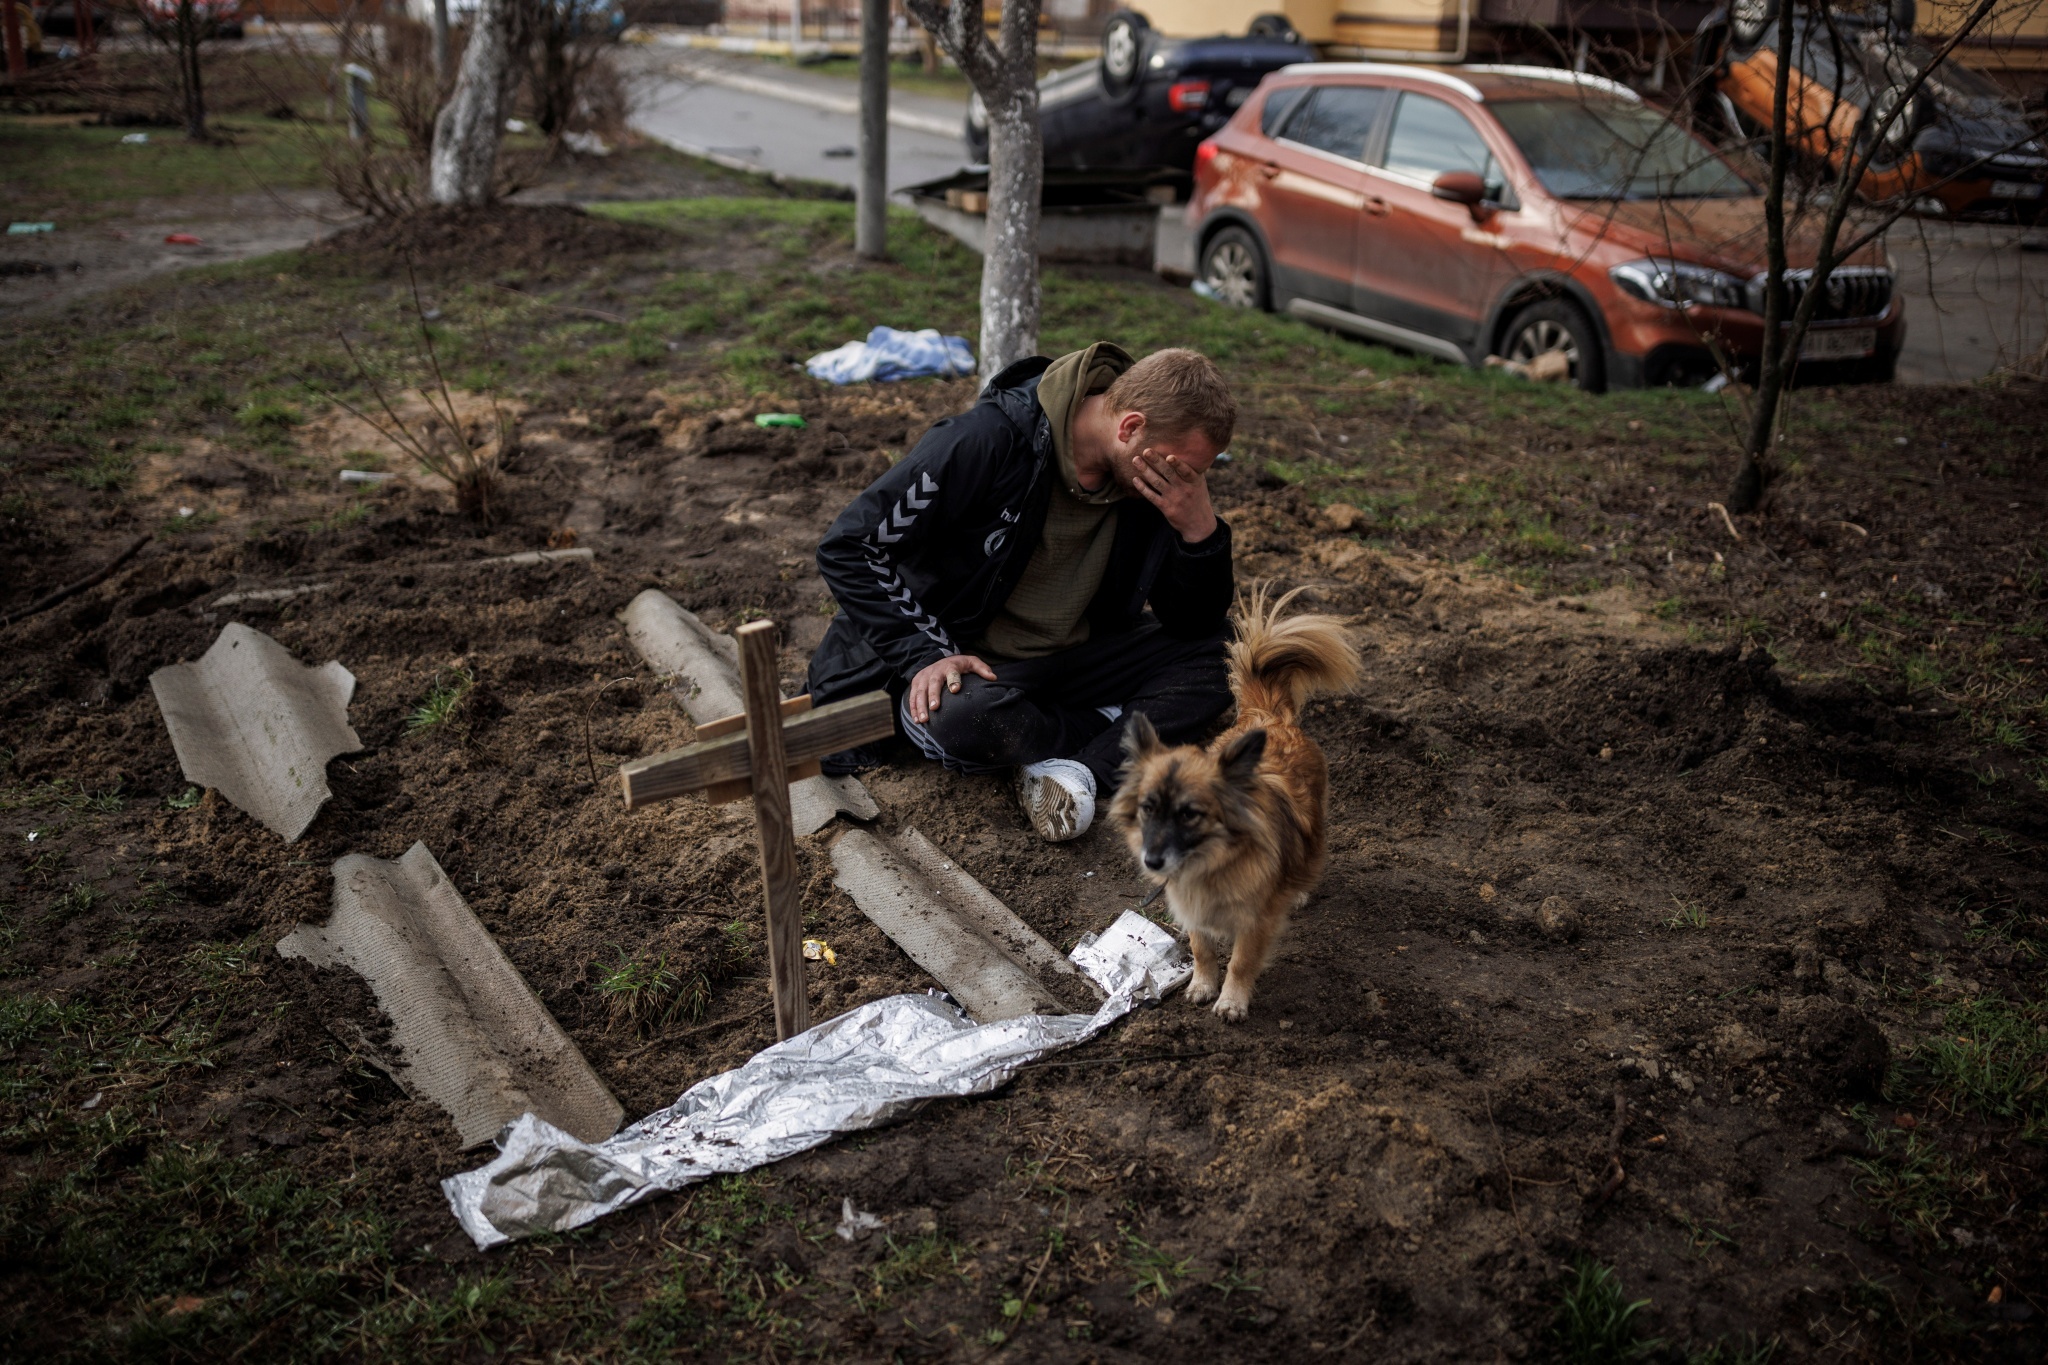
[1109,713,1266,880]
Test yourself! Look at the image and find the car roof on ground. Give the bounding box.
[1274,61,1641,105]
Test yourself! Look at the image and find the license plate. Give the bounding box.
[1992,180,2044,199]
[1801,327,1876,361]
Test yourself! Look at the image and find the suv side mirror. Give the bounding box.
[1431,170,1491,217]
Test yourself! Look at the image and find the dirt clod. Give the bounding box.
[1536,894,1582,942]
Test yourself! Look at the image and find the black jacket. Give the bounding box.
[805,356,1234,705]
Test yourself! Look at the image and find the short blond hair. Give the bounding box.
[1103,348,1236,451]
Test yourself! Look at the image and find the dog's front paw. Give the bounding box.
[1212,990,1250,1023]
[1186,975,1220,1006]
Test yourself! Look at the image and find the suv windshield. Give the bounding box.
[1491,98,1753,200]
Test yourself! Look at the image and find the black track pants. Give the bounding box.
[896,618,1231,793]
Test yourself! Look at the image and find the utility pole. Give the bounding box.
[856,0,889,259]
[433,0,451,86]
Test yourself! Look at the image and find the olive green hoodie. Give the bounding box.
[976,342,1133,659]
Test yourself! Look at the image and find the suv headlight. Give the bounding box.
[1610,258,1748,311]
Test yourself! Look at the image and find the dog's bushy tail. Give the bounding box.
[1227,583,1362,720]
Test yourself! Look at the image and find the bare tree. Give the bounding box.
[905,0,1043,378]
[141,0,217,140]
[1728,0,2020,512]
[430,0,520,206]
[522,0,614,137]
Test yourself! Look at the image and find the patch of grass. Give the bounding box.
[1666,896,1710,931]
[0,116,330,225]
[1848,1113,1979,1244]
[0,779,122,814]
[405,666,475,735]
[1687,1334,1778,1364]
[166,786,202,811]
[1916,997,2048,1140]
[866,1230,967,1306]
[596,949,708,1033]
[1549,1258,1663,1364]
[235,398,302,433]
[46,881,105,923]
[1122,1229,1190,1303]
[318,499,373,532]
[1678,1213,1738,1258]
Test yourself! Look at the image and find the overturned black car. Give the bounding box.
[964,9,1309,174]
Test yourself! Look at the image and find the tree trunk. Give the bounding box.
[176,1,207,141]
[1725,0,1799,515]
[979,90,1042,375]
[430,0,515,207]
[906,0,1043,380]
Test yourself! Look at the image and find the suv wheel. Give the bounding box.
[1100,10,1151,104]
[1503,298,1606,392]
[1200,227,1267,311]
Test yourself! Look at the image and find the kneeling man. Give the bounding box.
[806,343,1237,842]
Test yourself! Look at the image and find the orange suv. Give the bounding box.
[1187,63,1907,389]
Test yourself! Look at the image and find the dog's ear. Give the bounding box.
[1121,711,1162,762]
[1219,729,1267,787]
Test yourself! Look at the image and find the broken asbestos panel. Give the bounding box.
[833,828,1094,1022]
[620,589,878,835]
[149,623,362,843]
[889,830,1102,1013]
[277,842,623,1148]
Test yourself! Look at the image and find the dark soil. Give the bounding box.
[2,280,2045,1358]
[311,204,678,280]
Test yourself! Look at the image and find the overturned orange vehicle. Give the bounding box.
[1698,0,2048,220]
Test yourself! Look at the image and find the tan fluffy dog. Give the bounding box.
[1109,586,1360,1020]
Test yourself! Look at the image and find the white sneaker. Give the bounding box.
[1016,758,1096,842]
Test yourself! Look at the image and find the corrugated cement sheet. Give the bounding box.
[277,842,623,1149]
[833,827,1100,1023]
[620,588,877,834]
[149,622,361,843]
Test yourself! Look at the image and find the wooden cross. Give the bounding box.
[619,619,895,1040]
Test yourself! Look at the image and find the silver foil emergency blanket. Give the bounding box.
[443,910,1188,1249]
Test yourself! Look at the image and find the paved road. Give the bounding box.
[1886,220,2048,382]
[631,48,972,193]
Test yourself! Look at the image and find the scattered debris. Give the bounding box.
[806,327,976,385]
[338,469,395,484]
[278,841,624,1148]
[803,938,837,964]
[163,233,203,246]
[443,911,1187,1249]
[1320,503,1367,532]
[563,131,612,157]
[618,589,877,834]
[1486,352,1569,382]
[7,222,55,235]
[482,548,594,566]
[121,132,150,144]
[753,412,806,428]
[836,1198,885,1240]
[211,582,335,608]
[1707,501,1743,541]
[832,827,1098,1022]
[149,623,362,842]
